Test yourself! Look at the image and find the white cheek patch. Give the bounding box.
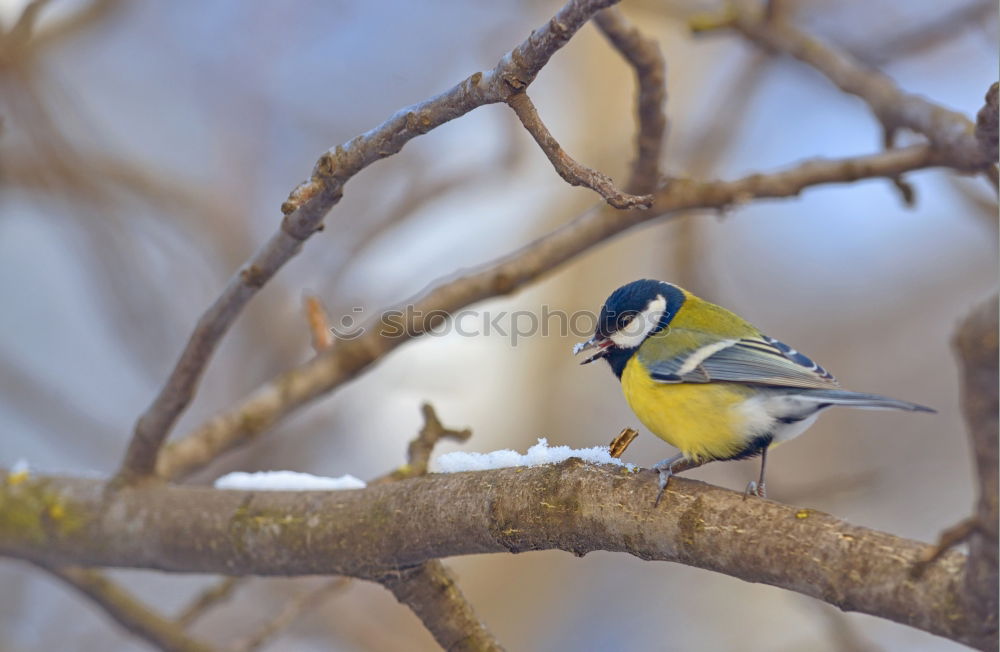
[609,295,666,349]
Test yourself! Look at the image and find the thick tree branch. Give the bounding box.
[506,92,653,209]
[368,405,498,650]
[118,0,622,479]
[691,1,992,170]
[594,7,668,194]
[157,144,945,480]
[0,465,975,648]
[35,563,217,652]
[976,82,998,162]
[952,294,999,650]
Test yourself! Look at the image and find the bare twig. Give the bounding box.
[2,466,977,647]
[914,517,981,571]
[388,403,472,481]
[117,0,623,479]
[691,1,992,171]
[157,144,946,481]
[506,92,653,209]
[229,578,349,652]
[176,577,246,629]
[593,7,667,193]
[303,295,333,353]
[36,564,217,652]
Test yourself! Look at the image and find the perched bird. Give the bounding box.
[573,279,934,504]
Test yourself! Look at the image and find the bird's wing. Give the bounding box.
[640,330,840,389]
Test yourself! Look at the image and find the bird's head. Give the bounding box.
[573,280,685,371]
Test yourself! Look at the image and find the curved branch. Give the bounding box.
[593,7,668,194]
[157,144,944,480]
[506,92,653,209]
[118,0,622,479]
[0,464,974,647]
[692,1,991,169]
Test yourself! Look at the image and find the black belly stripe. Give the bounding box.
[716,433,774,461]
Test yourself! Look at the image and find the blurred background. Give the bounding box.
[0,0,996,650]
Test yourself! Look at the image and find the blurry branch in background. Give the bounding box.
[157,144,949,481]
[850,0,996,67]
[949,294,999,644]
[35,564,217,652]
[0,351,117,465]
[174,577,246,630]
[691,0,996,177]
[664,51,770,292]
[975,82,999,162]
[594,7,668,195]
[229,578,350,652]
[1,466,978,648]
[325,126,527,294]
[303,295,334,353]
[11,0,122,58]
[118,0,625,480]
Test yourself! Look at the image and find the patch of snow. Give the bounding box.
[433,438,636,472]
[214,471,366,491]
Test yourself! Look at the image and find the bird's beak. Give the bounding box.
[573,336,613,365]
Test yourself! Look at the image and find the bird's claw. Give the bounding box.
[743,480,766,500]
[654,466,673,507]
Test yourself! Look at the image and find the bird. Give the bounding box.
[573,279,934,505]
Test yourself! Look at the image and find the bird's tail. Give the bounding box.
[792,389,936,413]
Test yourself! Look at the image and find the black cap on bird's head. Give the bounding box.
[573,280,685,374]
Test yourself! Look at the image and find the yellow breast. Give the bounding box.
[620,355,753,462]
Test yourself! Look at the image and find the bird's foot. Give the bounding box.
[743,480,767,500]
[654,466,674,507]
[651,454,685,506]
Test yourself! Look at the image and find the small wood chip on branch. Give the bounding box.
[608,427,639,458]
